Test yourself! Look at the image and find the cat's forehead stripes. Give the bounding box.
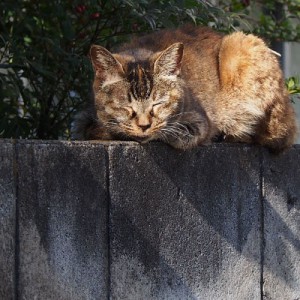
[127,62,153,101]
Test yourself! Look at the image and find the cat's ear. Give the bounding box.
[89,45,124,85]
[154,43,184,77]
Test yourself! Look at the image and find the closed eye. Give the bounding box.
[153,101,166,107]
[124,106,137,119]
[150,101,166,117]
[131,111,137,119]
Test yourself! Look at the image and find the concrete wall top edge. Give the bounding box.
[1,138,299,150]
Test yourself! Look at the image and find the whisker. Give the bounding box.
[167,125,191,137]
[168,123,189,134]
[161,128,180,139]
[168,111,196,119]
[157,131,168,143]
[164,122,194,138]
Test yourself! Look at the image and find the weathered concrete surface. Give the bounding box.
[1,140,300,299]
[0,140,16,299]
[263,146,300,300]
[109,143,262,300]
[16,141,108,300]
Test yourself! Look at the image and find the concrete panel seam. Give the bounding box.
[12,140,19,300]
[259,148,265,300]
[105,146,112,300]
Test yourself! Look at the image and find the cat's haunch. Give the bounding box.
[72,25,297,152]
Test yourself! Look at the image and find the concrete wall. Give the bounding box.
[0,140,299,300]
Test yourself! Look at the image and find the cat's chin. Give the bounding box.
[131,135,153,144]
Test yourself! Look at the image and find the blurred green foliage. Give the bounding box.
[1,0,300,139]
[286,77,300,102]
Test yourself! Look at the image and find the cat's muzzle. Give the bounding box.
[132,135,151,143]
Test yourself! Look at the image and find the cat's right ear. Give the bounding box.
[89,45,124,85]
[154,42,184,78]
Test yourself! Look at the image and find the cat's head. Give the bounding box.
[89,43,184,142]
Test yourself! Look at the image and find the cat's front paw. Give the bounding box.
[161,114,211,150]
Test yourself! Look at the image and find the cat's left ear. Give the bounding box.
[89,45,124,84]
[154,43,184,77]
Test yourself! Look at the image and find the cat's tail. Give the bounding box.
[255,97,298,153]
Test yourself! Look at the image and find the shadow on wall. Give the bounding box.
[15,141,108,299]
[110,142,300,296]
[3,140,299,299]
[110,143,261,298]
[262,147,300,294]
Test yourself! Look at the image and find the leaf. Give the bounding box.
[288,79,295,89]
[28,61,56,80]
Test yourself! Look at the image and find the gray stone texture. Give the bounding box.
[263,145,300,300]
[0,140,300,299]
[16,141,108,300]
[0,140,16,299]
[109,143,262,300]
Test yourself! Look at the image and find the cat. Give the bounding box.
[72,24,297,152]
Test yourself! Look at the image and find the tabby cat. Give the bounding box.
[73,25,297,152]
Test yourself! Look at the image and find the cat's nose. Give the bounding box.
[138,124,151,132]
[137,115,151,131]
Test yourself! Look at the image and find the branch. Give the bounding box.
[0,63,28,69]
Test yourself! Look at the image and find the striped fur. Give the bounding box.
[127,62,153,100]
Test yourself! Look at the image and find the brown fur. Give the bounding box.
[72,25,297,151]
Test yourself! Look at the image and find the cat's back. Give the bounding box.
[119,25,222,53]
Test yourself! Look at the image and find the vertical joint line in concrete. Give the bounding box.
[12,140,20,300]
[105,145,111,300]
[259,148,265,300]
